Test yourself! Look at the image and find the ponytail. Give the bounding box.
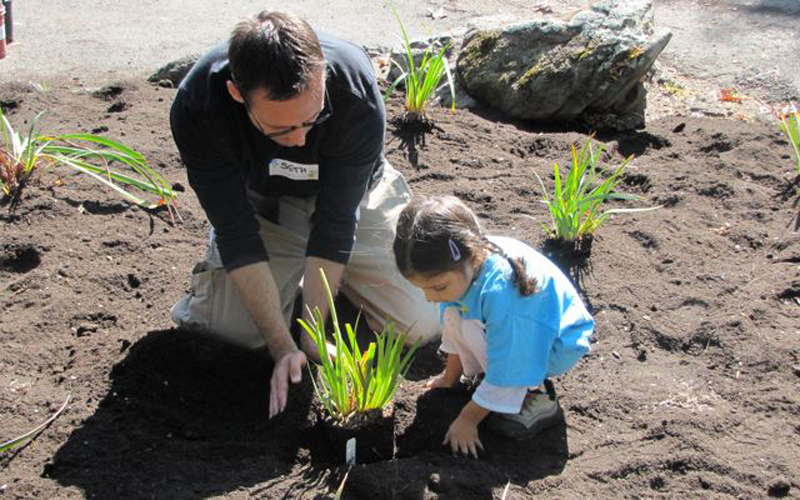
[484,238,538,297]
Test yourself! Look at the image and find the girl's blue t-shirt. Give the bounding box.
[440,236,594,387]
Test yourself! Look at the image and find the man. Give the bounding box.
[169,11,439,417]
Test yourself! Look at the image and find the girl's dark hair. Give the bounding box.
[228,11,326,101]
[393,196,538,297]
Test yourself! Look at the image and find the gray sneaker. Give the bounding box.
[486,380,563,440]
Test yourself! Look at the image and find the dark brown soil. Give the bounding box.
[1,79,799,499]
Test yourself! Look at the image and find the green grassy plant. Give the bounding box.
[777,102,800,175]
[0,106,180,219]
[1,395,70,453]
[384,3,456,119]
[533,136,659,241]
[297,269,419,421]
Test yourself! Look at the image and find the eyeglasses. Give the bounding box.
[241,87,332,139]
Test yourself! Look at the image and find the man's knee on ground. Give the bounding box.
[403,313,441,347]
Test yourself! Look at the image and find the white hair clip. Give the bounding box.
[448,238,462,262]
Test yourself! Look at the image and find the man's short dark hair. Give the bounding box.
[229,11,326,101]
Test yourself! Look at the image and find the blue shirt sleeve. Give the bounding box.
[547,293,593,377]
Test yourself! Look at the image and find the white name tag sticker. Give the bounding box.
[268,159,319,181]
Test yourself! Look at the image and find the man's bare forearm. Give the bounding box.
[302,257,345,324]
[228,261,297,361]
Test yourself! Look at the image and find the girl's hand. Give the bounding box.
[425,374,458,390]
[443,415,484,459]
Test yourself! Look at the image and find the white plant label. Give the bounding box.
[346,438,356,466]
[268,159,319,181]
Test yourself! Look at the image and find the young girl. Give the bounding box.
[393,195,594,458]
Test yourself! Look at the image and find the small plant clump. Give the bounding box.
[0,395,70,454]
[534,136,659,242]
[298,269,419,422]
[383,3,456,120]
[0,106,180,219]
[776,102,799,175]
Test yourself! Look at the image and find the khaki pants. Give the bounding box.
[170,163,440,349]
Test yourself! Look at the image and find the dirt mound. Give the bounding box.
[1,80,798,499]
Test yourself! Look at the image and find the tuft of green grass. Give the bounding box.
[298,268,419,421]
[777,102,800,175]
[0,395,71,453]
[383,3,456,119]
[662,78,689,99]
[0,106,180,220]
[533,136,659,241]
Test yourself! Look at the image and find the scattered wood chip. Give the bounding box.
[427,7,446,19]
[719,88,743,103]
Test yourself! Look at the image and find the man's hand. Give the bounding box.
[299,257,344,364]
[228,261,306,418]
[298,331,340,364]
[269,349,307,418]
[443,415,484,459]
[298,332,322,363]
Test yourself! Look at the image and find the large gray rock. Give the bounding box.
[456,0,671,129]
[148,55,201,87]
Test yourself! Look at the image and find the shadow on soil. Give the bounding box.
[339,382,569,499]
[43,329,322,499]
[44,323,569,499]
[744,0,800,16]
[391,116,437,171]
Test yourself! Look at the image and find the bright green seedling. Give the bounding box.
[0,395,71,453]
[297,269,419,421]
[384,3,456,118]
[777,102,800,175]
[0,106,180,220]
[533,136,660,241]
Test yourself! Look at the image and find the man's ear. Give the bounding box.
[227,80,245,104]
